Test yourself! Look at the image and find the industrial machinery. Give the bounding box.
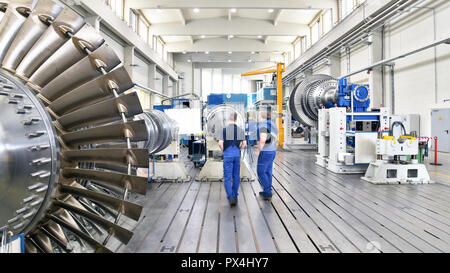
[362,131,432,184]
[242,63,285,147]
[289,74,389,173]
[283,100,318,150]
[0,0,150,252]
[137,110,190,182]
[196,103,254,182]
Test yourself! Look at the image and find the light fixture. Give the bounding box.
[187,59,191,62]
[201,35,206,39]
[268,9,274,13]
[248,59,252,62]
[205,51,209,54]
[228,59,231,62]
[228,51,232,54]
[193,8,200,13]
[182,51,186,54]
[230,8,237,13]
[251,51,255,54]
[228,34,234,39]
[156,8,162,13]
[257,35,262,39]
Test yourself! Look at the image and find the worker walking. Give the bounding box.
[255,111,278,201]
[218,112,247,206]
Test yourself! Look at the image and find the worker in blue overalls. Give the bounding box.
[255,111,278,201]
[218,112,247,206]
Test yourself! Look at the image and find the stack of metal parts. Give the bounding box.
[289,74,338,128]
[136,110,178,154]
[0,0,149,253]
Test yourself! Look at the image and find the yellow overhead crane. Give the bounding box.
[241,63,285,147]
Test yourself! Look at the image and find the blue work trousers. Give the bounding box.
[223,156,241,199]
[257,151,276,195]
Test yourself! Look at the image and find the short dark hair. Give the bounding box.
[261,111,271,120]
[230,112,237,121]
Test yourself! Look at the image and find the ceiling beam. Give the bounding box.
[165,37,292,53]
[149,17,309,36]
[174,52,284,63]
[177,9,187,25]
[273,9,282,26]
[126,0,336,10]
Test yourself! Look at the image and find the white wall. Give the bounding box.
[384,0,450,137]
[175,61,193,94]
[134,54,149,87]
[304,0,450,137]
[100,28,125,62]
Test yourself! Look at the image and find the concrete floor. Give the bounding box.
[117,149,450,253]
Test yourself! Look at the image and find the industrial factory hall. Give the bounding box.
[0,0,449,263]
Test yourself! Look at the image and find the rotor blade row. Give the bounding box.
[62,148,149,168]
[62,167,148,195]
[57,92,142,130]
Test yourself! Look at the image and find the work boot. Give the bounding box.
[259,192,272,201]
[228,198,237,206]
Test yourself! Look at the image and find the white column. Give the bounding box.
[124,46,135,79]
[368,30,383,108]
[162,74,169,96]
[329,53,341,78]
[86,15,101,31]
[148,63,157,90]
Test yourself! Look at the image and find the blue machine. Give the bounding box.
[324,78,371,111]
[207,93,249,109]
[256,87,277,103]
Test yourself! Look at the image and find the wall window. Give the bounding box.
[138,17,149,42]
[322,10,332,34]
[130,10,138,32]
[156,37,164,59]
[232,75,241,93]
[223,74,232,92]
[311,19,320,45]
[302,35,309,52]
[212,69,222,92]
[340,0,354,20]
[201,69,212,99]
[108,0,123,19]
[294,39,301,60]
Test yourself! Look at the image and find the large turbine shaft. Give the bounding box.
[136,110,178,154]
[289,74,339,127]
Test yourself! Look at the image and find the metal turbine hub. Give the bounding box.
[0,0,149,253]
[0,70,59,235]
[206,104,245,140]
[289,74,338,127]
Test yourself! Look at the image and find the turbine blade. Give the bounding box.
[59,184,142,221]
[0,0,35,63]
[38,43,120,99]
[2,0,62,72]
[62,167,148,195]
[53,200,133,245]
[48,66,133,116]
[32,230,53,253]
[57,92,143,130]
[47,214,112,253]
[28,23,105,88]
[62,148,149,168]
[60,119,148,147]
[15,6,84,79]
